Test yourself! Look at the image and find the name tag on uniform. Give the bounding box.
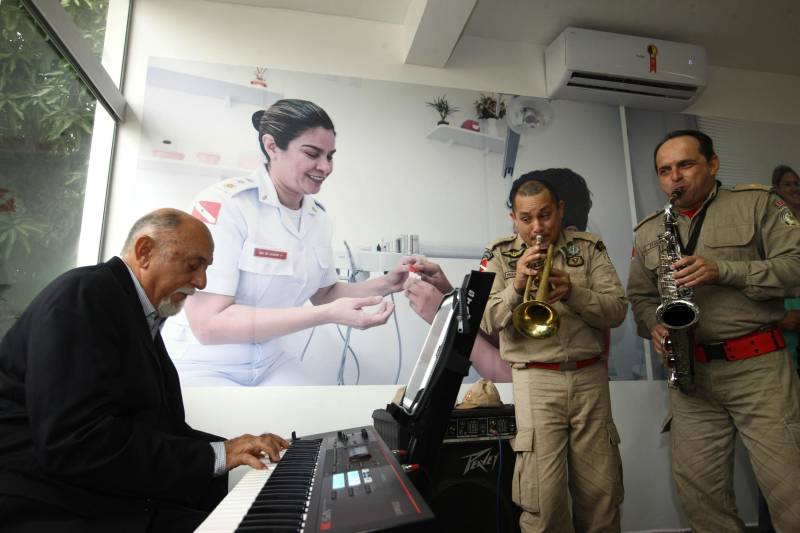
[254,248,288,260]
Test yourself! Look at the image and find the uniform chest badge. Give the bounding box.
[565,241,584,267]
[501,248,524,258]
[642,240,660,255]
[565,241,580,257]
[254,248,288,260]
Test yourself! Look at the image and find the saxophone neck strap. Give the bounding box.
[676,181,720,256]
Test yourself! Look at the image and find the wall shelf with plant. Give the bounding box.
[425,124,504,153]
[147,67,283,107]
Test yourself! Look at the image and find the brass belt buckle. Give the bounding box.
[560,361,578,371]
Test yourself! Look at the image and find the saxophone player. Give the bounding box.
[627,130,800,532]
[481,179,627,533]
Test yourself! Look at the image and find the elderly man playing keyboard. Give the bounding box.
[0,209,288,533]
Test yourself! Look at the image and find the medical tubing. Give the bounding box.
[300,327,315,362]
[337,325,353,385]
[335,324,361,384]
[390,292,402,384]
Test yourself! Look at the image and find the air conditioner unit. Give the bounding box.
[545,27,707,111]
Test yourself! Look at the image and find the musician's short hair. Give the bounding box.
[510,168,592,230]
[510,179,561,213]
[654,129,716,169]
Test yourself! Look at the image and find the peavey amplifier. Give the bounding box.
[373,405,521,533]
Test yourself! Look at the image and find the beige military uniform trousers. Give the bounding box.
[511,362,623,533]
[670,349,800,533]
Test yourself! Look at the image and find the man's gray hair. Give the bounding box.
[121,210,185,255]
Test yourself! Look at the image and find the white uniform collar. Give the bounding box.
[256,164,320,217]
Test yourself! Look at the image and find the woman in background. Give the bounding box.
[758,164,800,533]
[164,99,407,386]
[772,164,800,374]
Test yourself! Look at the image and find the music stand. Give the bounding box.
[387,270,494,469]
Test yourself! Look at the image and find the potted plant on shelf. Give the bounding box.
[250,67,268,88]
[426,95,459,126]
[474,93,506,137]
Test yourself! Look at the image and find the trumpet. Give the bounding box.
[513,235,560,339]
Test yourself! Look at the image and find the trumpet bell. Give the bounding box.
[512,300,560,339]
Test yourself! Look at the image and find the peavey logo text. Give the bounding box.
[460,447,499,476]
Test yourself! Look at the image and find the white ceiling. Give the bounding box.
[213,0,800,76]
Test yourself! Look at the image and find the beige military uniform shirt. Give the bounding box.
[480,229,628,364]
[628,183,800,344]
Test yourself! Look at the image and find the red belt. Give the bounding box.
[524,356,601,372]
[694,326,785,363]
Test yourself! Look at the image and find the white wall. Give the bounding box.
[112,1,798,529]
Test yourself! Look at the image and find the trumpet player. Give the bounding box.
[627,130,800,532]
[481,178,628,533]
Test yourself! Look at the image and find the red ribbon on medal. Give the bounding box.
[647,44,658,73]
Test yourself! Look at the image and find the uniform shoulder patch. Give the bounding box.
[215,176,257,197]
[487,235,517,250]
[731,183,771,192]
[191,200,222,225]
[634,209,662,231]
[479,249,493,272]
[779,206,800,226]
[313,199,326,212]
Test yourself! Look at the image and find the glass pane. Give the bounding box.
[0,0,106,336]
[61,0,110,61]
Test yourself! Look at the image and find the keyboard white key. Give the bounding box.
[195,450,285,532]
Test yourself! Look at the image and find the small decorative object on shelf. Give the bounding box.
[196,152,221,165]
[152,139,184,160]
[426,95,459,126]
[461,119,480,132]
[250,67,268,88]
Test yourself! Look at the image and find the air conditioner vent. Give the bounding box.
[566,71,699,101]
[569,72,698,93]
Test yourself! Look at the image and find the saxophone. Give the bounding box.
[655,189,699,393]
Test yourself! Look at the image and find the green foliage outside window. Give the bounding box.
[0,0,108,324]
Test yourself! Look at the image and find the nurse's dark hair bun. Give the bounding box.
[252,110,266,131]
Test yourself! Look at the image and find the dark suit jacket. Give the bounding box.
[0,257,227,529]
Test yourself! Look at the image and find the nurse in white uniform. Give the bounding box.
[164,99,407,386]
